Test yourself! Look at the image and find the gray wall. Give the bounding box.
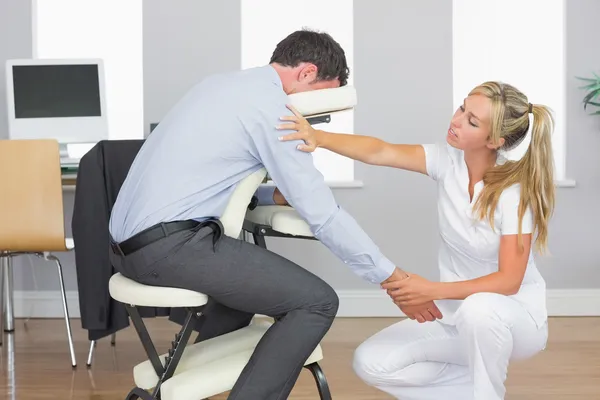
[0,0,32,139]
[2,0,599,302]
[544,0,600,288]
[143,0,241,136]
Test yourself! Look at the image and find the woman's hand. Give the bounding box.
[276,104,321,153]
[382,273,441,307]
[400,301,443,323]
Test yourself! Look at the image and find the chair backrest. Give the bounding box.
[0,139,67,252]
[220,168,266,238]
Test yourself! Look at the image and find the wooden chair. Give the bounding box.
[0,139,77,367]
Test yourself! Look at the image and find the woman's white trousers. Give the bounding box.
[352,293,548,400]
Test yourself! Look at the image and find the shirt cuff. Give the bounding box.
[255,185,276,206]
[371,255,397,284]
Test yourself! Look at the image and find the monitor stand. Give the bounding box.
[59,142,95,166]
[59,143,69,159]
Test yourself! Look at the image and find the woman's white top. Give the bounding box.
[422,142,547,329]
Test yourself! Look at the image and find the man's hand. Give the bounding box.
[273,187,289,205]
[382,267,410,285]
[399,301,443,323]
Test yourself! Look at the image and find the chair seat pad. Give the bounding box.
[245,205,314,237]
[134,320,323,400]
[109,273,208,307]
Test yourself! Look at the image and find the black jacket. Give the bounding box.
[72,140,171,341]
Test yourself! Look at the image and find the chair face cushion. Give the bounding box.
[288,85,357,117]
[109,273,208,307]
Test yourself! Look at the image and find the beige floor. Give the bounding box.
[0,317,598,399]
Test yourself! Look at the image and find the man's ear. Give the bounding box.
[297,63,318,83]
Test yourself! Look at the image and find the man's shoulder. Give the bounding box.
[232,67,288,124]
[207,65,281,88]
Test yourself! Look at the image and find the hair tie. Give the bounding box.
[528,103,533,113]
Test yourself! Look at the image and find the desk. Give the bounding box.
[61,168,77,189]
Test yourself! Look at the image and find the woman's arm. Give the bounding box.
[318,131,428,173]
[382,233,532,306]
[434,233,531,299]
[277,105,427,174]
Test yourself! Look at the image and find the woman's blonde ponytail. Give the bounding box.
[470,82,556,254]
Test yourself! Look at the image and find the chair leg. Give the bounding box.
[86,333,117,367]
[45,253,77,368]
[0,255,4,345]
[87,340,96,367]
[3,255,15,332]
[304,362,332,400]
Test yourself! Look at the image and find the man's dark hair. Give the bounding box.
[270,28,349,86]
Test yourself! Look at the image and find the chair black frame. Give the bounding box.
[123,304,204,400]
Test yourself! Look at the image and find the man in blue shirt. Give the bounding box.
[108,29,408,399]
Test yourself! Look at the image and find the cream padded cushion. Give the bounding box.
[162,347,322,400]
[288,85,357,117]
[220,168,267,238]
[108,273,208,308]
[245,205,314,237]
[134,320,323,400]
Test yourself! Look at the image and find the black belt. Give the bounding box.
[111,219,222,256]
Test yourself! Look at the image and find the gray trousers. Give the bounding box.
[109,223,339,400]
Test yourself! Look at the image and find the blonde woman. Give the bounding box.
[277,81,555,400]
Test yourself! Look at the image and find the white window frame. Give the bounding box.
[241,0,358,185]
[32,0,144,145]
[452,0,574,186]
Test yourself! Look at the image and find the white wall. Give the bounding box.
[34,0,144,140]
[452,0,567,177]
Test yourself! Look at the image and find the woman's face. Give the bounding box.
[447,94,502,151]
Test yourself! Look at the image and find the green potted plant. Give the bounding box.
[577,72,600,115]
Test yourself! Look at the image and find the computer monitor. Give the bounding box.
[5,58,108,148]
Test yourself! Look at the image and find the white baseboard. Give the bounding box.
[335,289,600,317]
[10,289,600,319]
[13,291,81,319]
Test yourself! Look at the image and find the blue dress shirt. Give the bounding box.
[109,65,396,284]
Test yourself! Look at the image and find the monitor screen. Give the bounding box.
[12,64,101,119]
